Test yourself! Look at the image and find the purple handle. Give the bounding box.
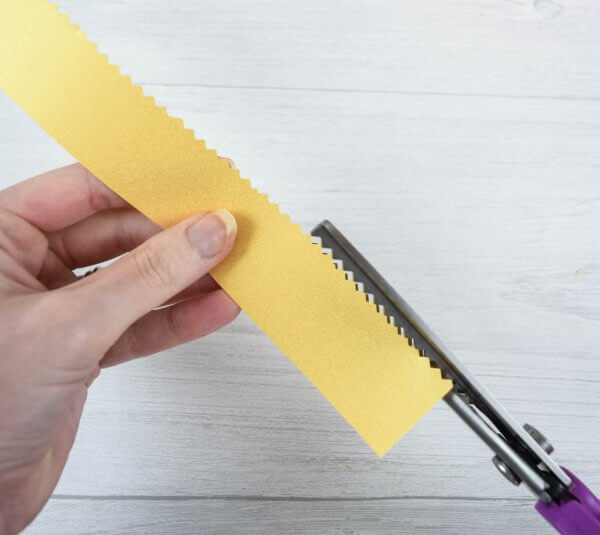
[536,467,600,534]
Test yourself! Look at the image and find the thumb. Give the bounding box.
[69,209,237,346]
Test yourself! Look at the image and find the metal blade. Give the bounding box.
[311,220,570,503]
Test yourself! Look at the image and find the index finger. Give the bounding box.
[0,163,128,231]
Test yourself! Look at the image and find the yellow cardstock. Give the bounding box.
[0,0,451,456]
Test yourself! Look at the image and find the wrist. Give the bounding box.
[0,492,18,535]
[0,465,42,535]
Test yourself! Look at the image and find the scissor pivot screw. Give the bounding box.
[523,423,554,455]
[492,456,521,486]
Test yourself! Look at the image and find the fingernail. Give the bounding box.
[188,209,237,258]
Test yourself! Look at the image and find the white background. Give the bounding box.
[1,0,599,533]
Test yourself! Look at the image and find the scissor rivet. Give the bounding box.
[524,423,554,455]
[492,455,521,486]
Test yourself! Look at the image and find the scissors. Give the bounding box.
[311,220,600,534]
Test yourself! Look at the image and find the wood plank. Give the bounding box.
[23,497,548,534]
[52,0,600,98]
[48,338,600,500]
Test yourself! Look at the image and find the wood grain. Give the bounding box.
[25,497,543,534]
[0,0,598,533]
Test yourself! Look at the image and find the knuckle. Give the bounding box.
[39,292,103,359]
[123,321,145,358]
[0,208,48,261]
[82,164,113,212]
[132,242,176,290]
[166,305,185,342]
[84,366,101,387]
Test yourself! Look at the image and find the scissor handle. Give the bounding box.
[536,467,600,534]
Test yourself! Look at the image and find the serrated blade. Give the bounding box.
[311,220,571,501]
[311,234,439,369]
[311,223,451,379]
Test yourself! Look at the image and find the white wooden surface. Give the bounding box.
[1,0,600,532]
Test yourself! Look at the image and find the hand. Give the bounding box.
[0,163,240,534]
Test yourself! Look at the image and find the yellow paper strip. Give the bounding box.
[0,0,451,456]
